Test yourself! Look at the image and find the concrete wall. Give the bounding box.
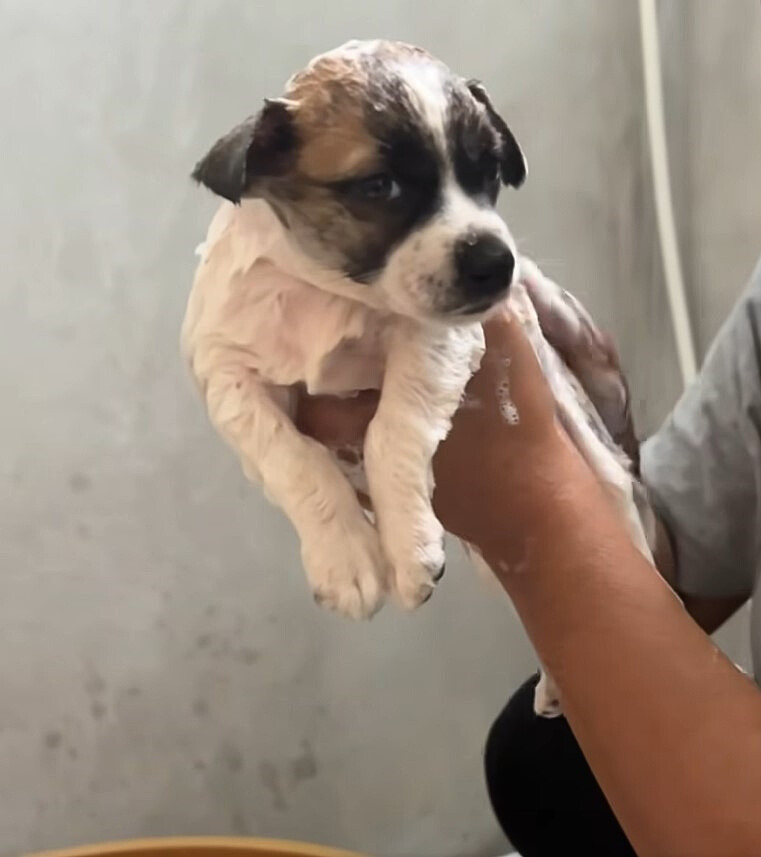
[1,2,759,855]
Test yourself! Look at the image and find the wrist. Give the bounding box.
[475,428,596,575]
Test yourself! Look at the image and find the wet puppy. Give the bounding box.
[184,40,523,614]
[183,40,655,716]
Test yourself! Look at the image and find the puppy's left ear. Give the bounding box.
[467,80,527,189]
[191,97,298,204]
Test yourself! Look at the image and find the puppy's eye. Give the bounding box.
[351,173,401,201]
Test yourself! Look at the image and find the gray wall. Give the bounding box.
[1,2,759,856]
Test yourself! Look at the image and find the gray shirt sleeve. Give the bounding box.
[640,257,761,598]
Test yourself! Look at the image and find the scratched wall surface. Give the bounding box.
[1,2,759,856]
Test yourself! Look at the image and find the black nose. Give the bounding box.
[455,234,515,298]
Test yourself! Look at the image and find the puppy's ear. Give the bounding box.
[191,98,298,204]
[466,80,527,189]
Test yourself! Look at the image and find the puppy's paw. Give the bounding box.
[534,671,563,719]
[303,517,388,620]
[387,518,447,611]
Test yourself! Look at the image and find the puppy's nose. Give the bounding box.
[455,234,515,297]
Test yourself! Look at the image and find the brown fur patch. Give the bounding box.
[295,116,379,182]
[284,41,438,182]
[286,54,378,181]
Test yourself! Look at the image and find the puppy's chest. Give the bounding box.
[246,274,391,396]
[301,321,388,396]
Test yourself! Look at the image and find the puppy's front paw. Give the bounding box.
[387,516,446,611]
[302,516,388,620]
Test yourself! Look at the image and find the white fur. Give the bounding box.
[374,56,518,319]
[183,199,485,617]
[378,181,517,319]
[185,42,655,721]
[183,199,655,727]
[364,318,483,608]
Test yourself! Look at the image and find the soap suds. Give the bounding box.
[495,357,519,424]
[497,380,520,425]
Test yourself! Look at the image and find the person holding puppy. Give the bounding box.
[296,256,761,856]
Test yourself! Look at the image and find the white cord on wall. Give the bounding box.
[638,0,698,387]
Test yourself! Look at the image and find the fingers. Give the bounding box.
[294,389,380,449]
[519,258,639,465]
[520,258,612,371]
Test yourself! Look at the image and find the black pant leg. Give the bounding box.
[484,673,637,856]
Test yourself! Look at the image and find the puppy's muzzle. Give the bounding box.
[454,233,514,313]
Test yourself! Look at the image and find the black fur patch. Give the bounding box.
[192,100,298,204]
[466,80,526,188]
[334,70,445,281]
[446,83,503,205]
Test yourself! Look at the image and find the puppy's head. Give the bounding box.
[193,40,526,320]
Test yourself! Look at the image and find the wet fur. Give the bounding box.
[183,40,655,717]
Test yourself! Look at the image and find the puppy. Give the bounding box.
[182,40,655,716]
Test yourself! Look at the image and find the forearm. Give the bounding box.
[483,440,761,857]
[652,513,748,634]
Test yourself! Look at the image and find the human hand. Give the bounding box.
[295,308,562,552]
[294,272,637,554]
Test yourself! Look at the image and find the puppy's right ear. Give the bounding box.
[466,80,527,189]
[191,98,298,204]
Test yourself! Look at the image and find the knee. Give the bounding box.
[484,673,636,857]
[484,674,550,847]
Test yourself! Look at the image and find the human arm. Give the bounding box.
[299,273,749,634]
[637,260,761,638]
[652,516,747,633]
[295,276,761,854]
[483,419,761,857]
[460,323,761,856]
[432,310,761,856]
